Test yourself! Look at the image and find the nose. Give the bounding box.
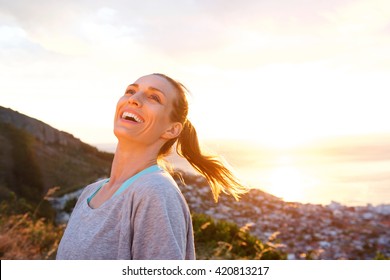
[127,92,142,107]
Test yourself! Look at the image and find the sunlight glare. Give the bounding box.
[264,165,318,202]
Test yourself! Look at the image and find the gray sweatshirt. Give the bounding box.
[56,170,195,260]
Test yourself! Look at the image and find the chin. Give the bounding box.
[113,126,132,142]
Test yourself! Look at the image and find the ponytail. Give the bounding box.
[176,120,248,202]
[153,72,248,202]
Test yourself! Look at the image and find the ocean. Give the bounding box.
[95,135,390,206]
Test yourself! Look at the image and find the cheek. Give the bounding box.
[115,96,126,114]
[163,103,175,121]
[157,107,173,125]
[117,96,127,106]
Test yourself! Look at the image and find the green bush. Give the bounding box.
[374,252,390,260]
[192,213,286,259]
[0,123,44,202]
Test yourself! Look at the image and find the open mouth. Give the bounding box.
[121,111,144,123]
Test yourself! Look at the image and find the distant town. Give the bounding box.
[178,172,390,260]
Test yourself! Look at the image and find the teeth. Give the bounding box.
[122,112,143,123]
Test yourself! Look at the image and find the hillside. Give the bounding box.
[1,106,388,260]
[0,106,113,208]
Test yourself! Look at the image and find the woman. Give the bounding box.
[56,73,247,260]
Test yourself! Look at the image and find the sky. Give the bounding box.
[1,0,390,149]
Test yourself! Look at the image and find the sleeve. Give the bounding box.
[131,182,190,260]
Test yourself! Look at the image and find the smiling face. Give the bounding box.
[114,74,183,148]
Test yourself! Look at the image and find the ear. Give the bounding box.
[161,122,183,140]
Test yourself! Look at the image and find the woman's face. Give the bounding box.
[114,74,181,146]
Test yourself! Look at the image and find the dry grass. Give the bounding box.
[0,213,64,259]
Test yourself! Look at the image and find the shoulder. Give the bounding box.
[132,170,182,197]
[130,170,189,209]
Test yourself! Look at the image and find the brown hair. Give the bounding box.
[154,73,248,202]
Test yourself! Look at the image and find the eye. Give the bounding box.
[125,88,136,95]
[149,94,161,103]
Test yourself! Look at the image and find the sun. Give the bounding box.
[262,157,319,202]
[267,167,306,201]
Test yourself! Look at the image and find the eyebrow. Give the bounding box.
[127,84,166,97]
[148,86,166,97]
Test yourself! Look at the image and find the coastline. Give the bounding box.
[94,141,390,207]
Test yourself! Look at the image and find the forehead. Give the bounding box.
[133,74,177,100]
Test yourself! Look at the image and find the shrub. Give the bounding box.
[192,213,286,259]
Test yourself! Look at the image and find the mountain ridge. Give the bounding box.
[0,106,80,146]
[0,106,113,204]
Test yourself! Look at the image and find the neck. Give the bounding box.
[109,140,160,188]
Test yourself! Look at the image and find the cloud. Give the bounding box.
[2,0,390,74]
[1,0,390,69]
[1,0,390,145]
